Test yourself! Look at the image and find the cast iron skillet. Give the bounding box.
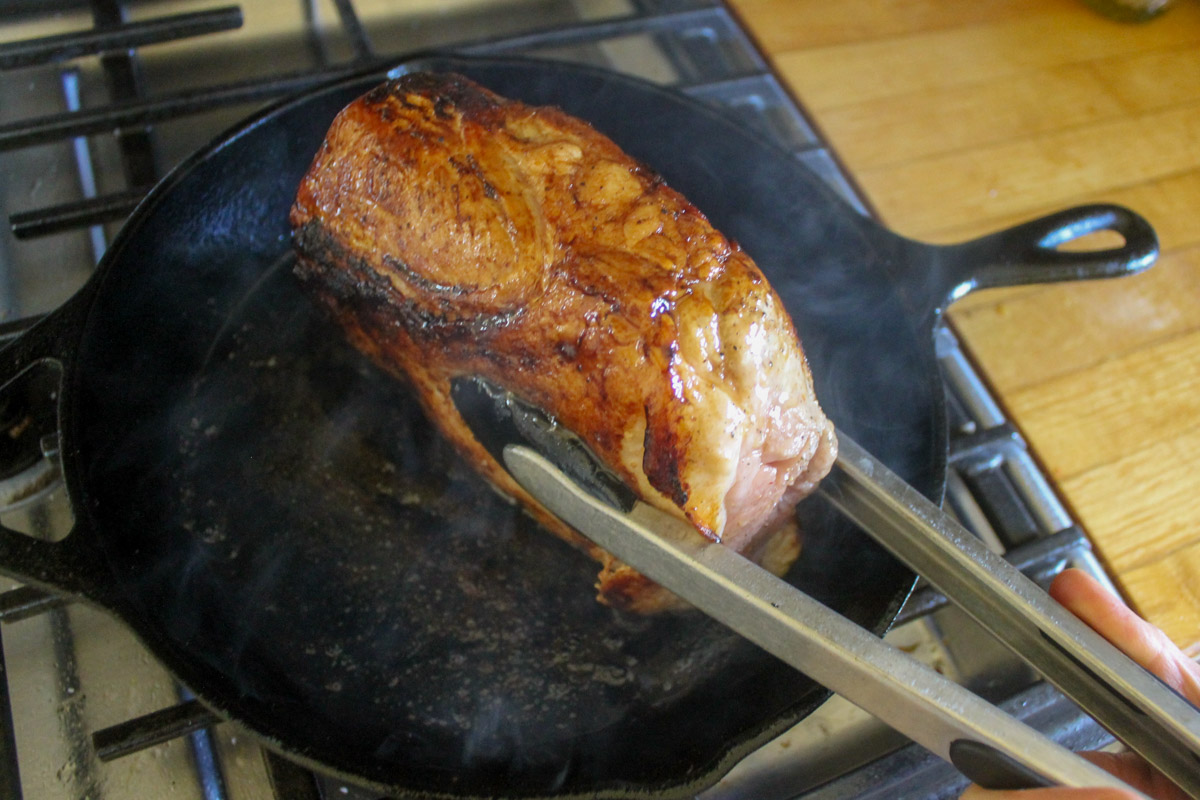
[0,55,1156,798]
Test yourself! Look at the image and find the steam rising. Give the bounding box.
[91,257,776,789]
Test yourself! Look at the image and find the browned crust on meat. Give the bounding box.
[290,72,809,613]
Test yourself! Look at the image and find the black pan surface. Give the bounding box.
[0,55,1156,799]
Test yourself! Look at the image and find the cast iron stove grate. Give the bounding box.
[0,1,1114,798]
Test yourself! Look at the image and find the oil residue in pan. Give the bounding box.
[150,257,766,778]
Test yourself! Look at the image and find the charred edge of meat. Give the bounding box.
[596,566,667,613]
[363,72,508,125]
[292,221,521,340]
[641,402,690,513]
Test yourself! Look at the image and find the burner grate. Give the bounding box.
[0,6,243,71]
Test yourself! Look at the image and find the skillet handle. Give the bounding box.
[920,203,1158,319]
[0,298,115,607]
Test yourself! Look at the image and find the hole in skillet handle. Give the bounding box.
[0,296,114,608]
[925,203,1158,317]
[449,376,638,513]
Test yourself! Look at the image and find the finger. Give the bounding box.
[1049,569,1200,705]
[959,784,1138,800]
[960,750,1189,800]
[1082,750,1195,800]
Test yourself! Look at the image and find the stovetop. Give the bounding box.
[0,2,1115,798]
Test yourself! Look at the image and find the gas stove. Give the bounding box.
[0,2,1115,798]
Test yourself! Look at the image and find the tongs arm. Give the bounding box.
[503,445,1147,796]
[822,433,1200,799]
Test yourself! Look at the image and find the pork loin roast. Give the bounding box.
[290,72,837,612]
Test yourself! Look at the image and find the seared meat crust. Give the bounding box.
[290,73,837,613]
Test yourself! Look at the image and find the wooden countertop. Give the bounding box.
[725,0,1200,653]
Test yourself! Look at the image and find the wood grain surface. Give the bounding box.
[726,0,1200,652]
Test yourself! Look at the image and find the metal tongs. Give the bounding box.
[501,436,1200,797]
[452,377,1200,796]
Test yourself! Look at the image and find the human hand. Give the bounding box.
[959,568,1200,800]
